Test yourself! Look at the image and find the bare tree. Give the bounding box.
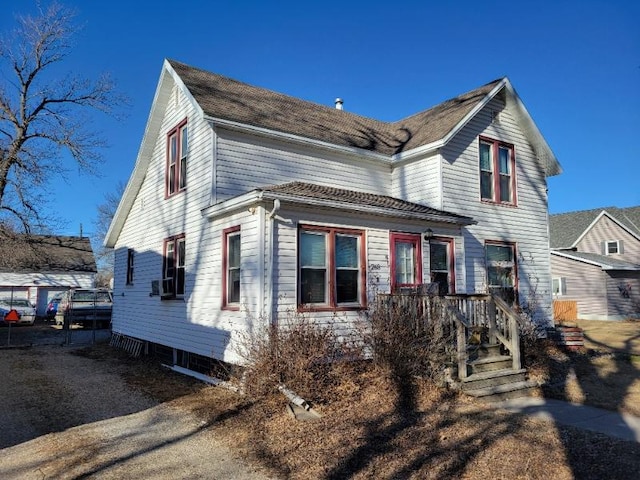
[0,2,125,231]
[92,181,124,287]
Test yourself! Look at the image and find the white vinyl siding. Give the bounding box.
[112,70,559,363]
[391,153,442,209]
[215,129,391,202]
[112,83,257,363]
[440,97,552,322]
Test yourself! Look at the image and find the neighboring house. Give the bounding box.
[0,231,96,316]
[550,207,640,320]
[105,59,561,366]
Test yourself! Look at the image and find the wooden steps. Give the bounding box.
[547,324,584,351]
[458,343,534,401]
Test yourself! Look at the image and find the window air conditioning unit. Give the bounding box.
[161,278,174,298]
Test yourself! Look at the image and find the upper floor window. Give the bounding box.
[126,249,135,285]
[486,241,517,304]
[166,119,188,197]
[223,227,241,309]
[479,137,516,205]
[390,232,422,292]
[299,226,365,309]
[162,235,185,299]
[605,240,622,255]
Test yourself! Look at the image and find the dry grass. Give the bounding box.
[526,320,640,417]
[90,347,637,480]
[69,317,640,479]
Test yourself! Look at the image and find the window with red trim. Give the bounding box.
[298,226,365,309]
[390,232,422,291]
[429,238,455,295]
[162,235,185,298]
[126,249,135,285]
[222,227,241,309]
[166,120,188,197]
[485,241,517,304]
[479,137,516,205]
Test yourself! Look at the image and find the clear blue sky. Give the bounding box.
[3,0,639,239]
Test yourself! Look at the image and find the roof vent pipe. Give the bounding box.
[335,98,343,110]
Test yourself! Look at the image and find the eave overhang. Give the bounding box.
[202,190,475,226]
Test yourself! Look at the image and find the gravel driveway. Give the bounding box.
[0,344,272,479]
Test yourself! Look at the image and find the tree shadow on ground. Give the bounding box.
[535,329,640,478]
[321,371,532,479]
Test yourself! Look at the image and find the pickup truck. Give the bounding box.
[55,289,113,329]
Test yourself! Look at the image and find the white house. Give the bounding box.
[0,231,96,316]
[105,60,561,369]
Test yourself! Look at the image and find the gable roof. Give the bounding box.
[0,232,97,273]
[170,60,504,157]
[106,59,560,247]
[551,250,640,271]
[550,206,640,249]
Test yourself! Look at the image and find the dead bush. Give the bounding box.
[235,311,357,404]
[361,294,455,381]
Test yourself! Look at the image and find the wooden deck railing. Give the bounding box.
[376,292,522,380]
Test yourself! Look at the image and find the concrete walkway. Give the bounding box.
[494,397,640,443]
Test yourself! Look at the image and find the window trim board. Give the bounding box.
[298,224,367,311]
[390,232,423,291]
[162,234,186,300]
[165,118,188,198]
[479,136,517,206]
[222,226,241,311]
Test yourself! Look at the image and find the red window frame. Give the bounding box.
[162,234,186,299]
[165,118,188,198]
[485,240,518,301]
[222,226,241,310]
[126,248,135,285]
[429,237,455,295]
[298,225,366,311]
[479,137,516,206]
[390,232,422,291]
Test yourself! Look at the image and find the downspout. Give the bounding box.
[257,204,265,319]
[266,199,281,326]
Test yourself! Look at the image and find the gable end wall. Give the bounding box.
[440,96,552,321]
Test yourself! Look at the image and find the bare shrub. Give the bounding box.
[361,294,455,381]
[236,311,357,404]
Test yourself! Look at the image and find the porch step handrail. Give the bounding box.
[375,292,522,381]
[490,294,521,372]
[443,293,522,376]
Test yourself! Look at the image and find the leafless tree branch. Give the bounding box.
[0,1,127,231]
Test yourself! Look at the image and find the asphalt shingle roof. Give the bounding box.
[552,250,640,270]
[549,206,640,249]
[169,60,502,157]
[260,182,474,223]
[0,231,96,273]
